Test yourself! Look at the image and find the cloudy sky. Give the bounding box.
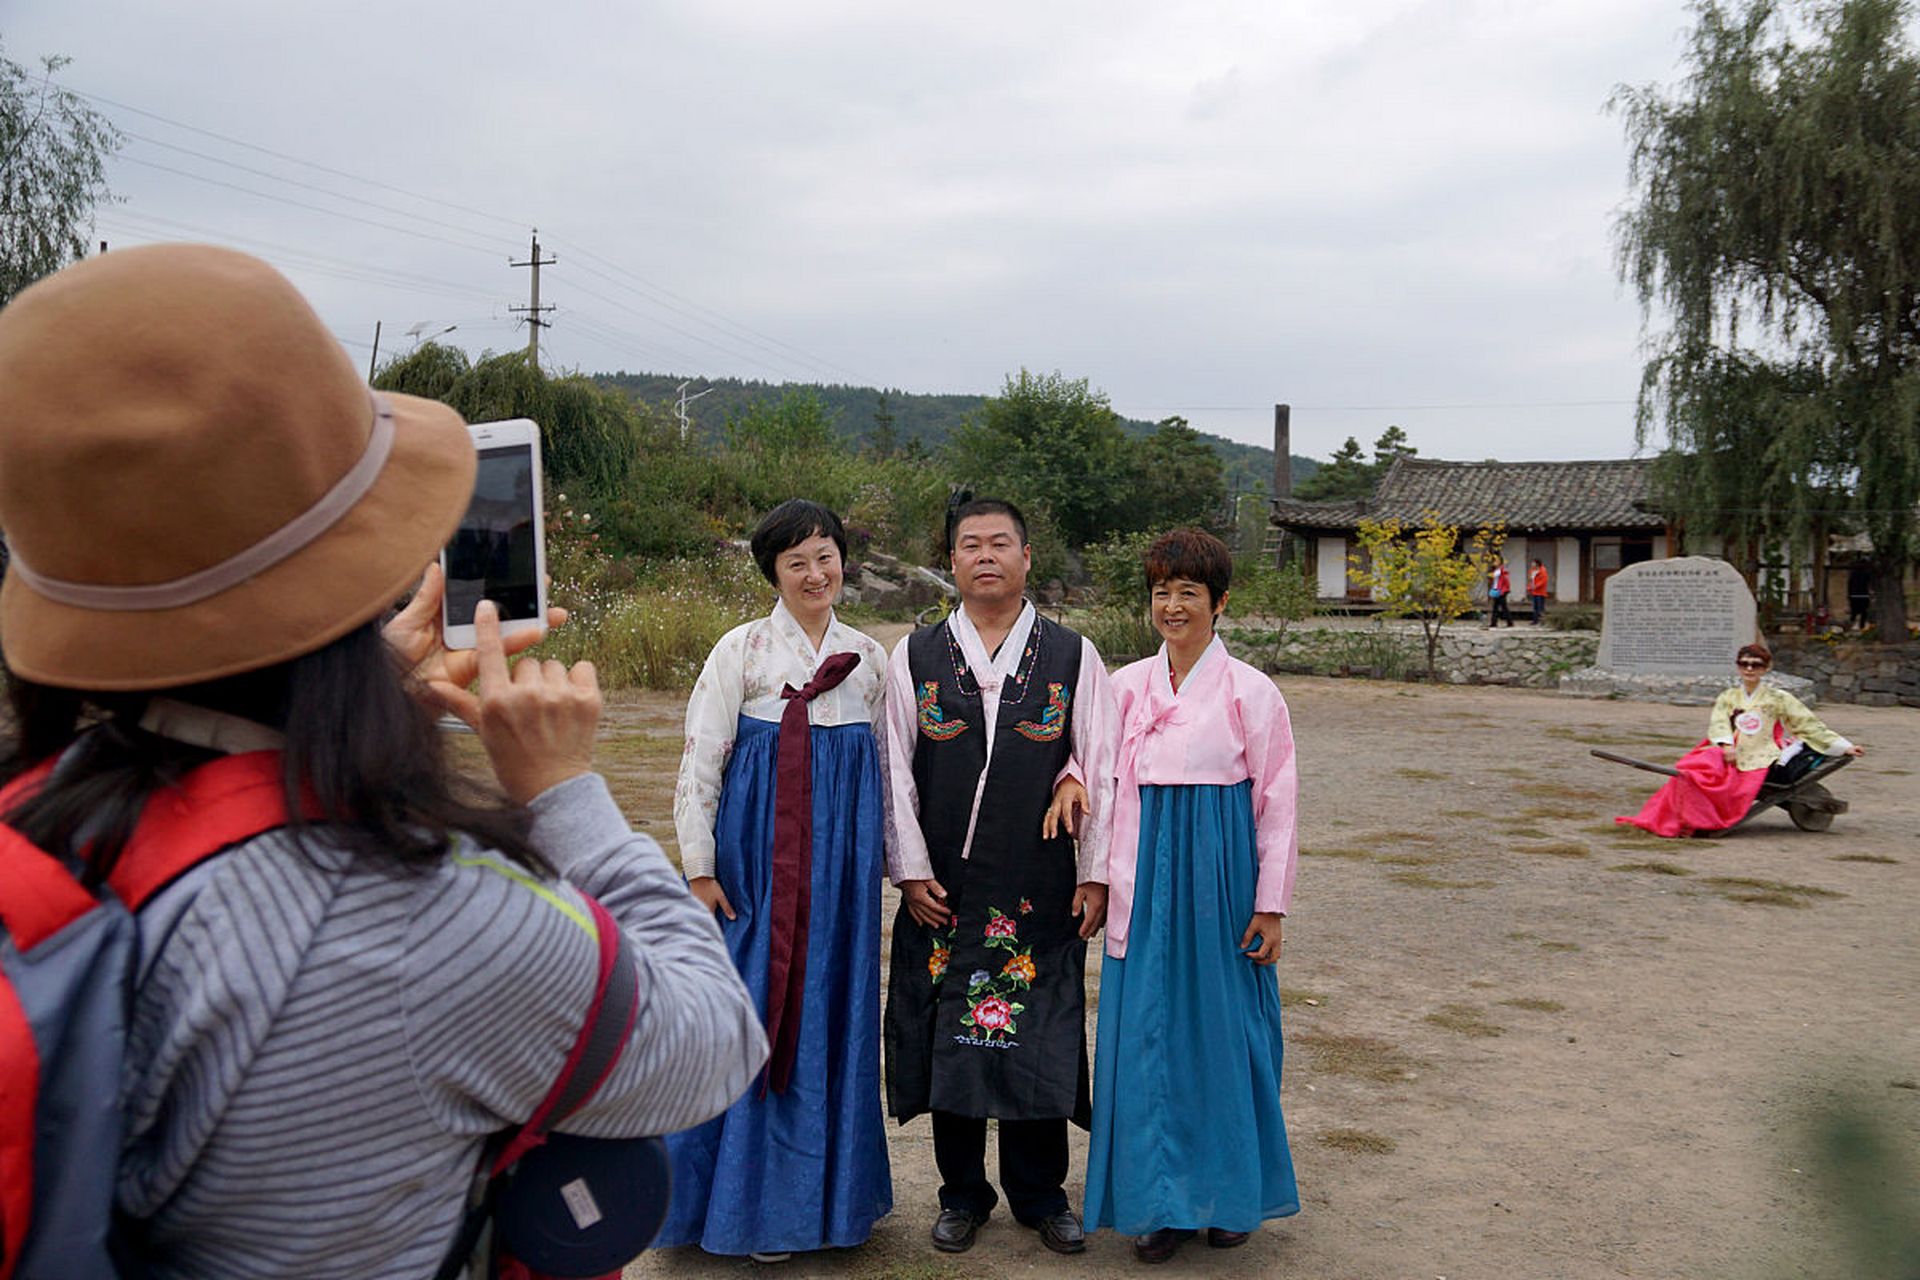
[10,0,1708,464]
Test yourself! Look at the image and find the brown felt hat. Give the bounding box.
[0,244,476,690]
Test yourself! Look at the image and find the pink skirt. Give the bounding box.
[1616,742,1767,838]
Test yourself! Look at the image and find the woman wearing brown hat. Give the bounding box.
[0,245,766,1279]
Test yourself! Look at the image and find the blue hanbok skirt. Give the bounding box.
[657,715,892,1254]
[1085,780,1299,1235]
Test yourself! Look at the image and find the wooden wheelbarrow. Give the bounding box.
[1592,749,1854,833]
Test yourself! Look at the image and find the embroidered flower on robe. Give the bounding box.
[971,997,1014,1032]
[984,911,1019,940]
[1001,952,1036,984]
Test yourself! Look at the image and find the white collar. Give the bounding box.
[950,599,1036,681]
[771,597,835,661]
[1158,633,1225,696]
[138,697,285,754]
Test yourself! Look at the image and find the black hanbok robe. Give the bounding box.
[884,614,1093,1127]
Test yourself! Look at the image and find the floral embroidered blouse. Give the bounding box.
[1104,635,1299,959]
[1706,683,1854,773]
[672,600,888,880]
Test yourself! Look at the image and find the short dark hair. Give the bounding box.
[1143,527,1233,606]
[1736,642,1772,666]
[947,497,1028,550]
[750,499,847,585]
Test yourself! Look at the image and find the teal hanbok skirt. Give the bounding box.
[1085,780,1299,1235]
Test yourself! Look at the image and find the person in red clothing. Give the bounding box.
[1486,555,1514,627]
[1527,558,1550,625]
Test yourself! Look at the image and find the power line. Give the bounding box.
[70,84,533,233]
[546,237,860,382]
[99,209,501,302]
[559,273,813,382]
[1122,399,1637,412]
[116,155,509,257]
[86,87,858,385]
[119,129,522,251]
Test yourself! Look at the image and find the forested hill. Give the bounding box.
[594,372,1316,494]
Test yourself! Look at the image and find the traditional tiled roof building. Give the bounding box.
[1270,457,1671,604]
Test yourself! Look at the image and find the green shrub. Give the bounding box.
[1084,532,1155,605]
[1545,604,1602,632]
[1230,558,1318,637]
[537,555,770,690]
[1074,605,1159,661]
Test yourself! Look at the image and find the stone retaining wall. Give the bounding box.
[1224,623,1598,688]
[1765,634,1920,707]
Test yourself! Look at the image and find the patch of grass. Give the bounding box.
[1830,854,1899,865]
[1295,1031,1424,1083]
[1373,829,1441,844]
[854,1261,968,1280]
[1505,930,1539,941]
[1515,841,1590,858]
[1499,825,1552,840]
[1588,821,1669,843]
[1424,1003,1505,1037]
[1545,725,1681,749]
[1377,852,1444,866]
[1700,876,1843,901]
[1875,767,1913,776]
[1390,871,1495,890]
[1491,766,1530,778]
[1519,804,1592,821]
[1302,846,1375,860]
[1499,997,1566,1013]
[1394,767,1447,781]
[1440,808,1489,818]
[1609,861,1694,876]
[1280,987,1326,1008]
[1317,1127,1397,1155]
[1538,940,1582,952]
[1513,782,1615,803]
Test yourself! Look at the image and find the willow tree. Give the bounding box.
[1613,0,1920,637]
[1,47,121,305]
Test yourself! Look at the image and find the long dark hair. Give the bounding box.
[0,622,548,889]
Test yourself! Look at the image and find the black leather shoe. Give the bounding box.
[1133,1227,1196,1263]
[1026,1209,1086,1255]
[1206,1228,1250,1249]
[931,1208,987,1253]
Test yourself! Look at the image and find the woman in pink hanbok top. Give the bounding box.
[1084,528,1300,1264]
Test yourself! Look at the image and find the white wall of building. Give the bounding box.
[1555,537,1580,602]
[1316,535,1347,598]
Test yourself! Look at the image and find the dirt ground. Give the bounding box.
[599,662,1919,1280]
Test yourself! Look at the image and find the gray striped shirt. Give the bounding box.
[119,773,766,1280]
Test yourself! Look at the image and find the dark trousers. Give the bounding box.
[1488,594,1513,626]
[932,1110,1070,1221]
[1530,593,1546,623]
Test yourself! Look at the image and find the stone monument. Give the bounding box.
[1561,556,1816,704]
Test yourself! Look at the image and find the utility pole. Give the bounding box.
[368,321,382,382]
[509,229,557,365]
[675,380,714,440]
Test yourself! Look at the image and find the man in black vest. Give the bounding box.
[880,497,1117,1257]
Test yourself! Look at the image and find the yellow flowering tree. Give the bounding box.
[1352,513,1505,680]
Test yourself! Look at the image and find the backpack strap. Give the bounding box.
[490,895,639,1174]
[106,750,298,911]
[0,752,298,951]
[433,894,640,1280]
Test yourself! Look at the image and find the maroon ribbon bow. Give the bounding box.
[763,649,863,1094]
